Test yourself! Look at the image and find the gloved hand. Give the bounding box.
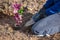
[24,7,46,27]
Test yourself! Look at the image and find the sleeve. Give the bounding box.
[44,0,54,9]
[46,2,60,16]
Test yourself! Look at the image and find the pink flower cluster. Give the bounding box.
[12,2,22,25]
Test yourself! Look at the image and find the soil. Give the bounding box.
[0,0,60,40]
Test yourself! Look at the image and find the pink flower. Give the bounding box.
[12,3,23,25]
[12,3,21,13]
[12,3,21,10]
